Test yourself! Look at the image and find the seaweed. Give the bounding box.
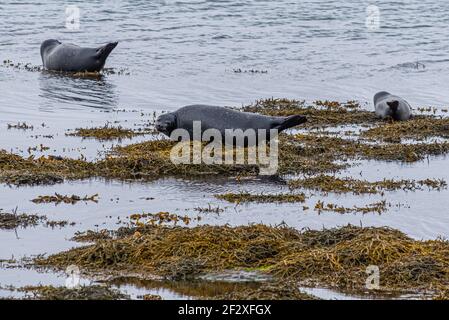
[194,205,224,214]
[72,230,113,243]
[143,294,162,300]
[215,192,306,204]
[67,124,153,141]
[242,98,379,128]
[45,220,75,229]
[7,122,34,130]
[0,209,73,230]
[0,151,96,185]
[27,144,50,154]
[232,68,268,74]
[362,117,449,142]
[1,60,129,76]
[31,193,99,205]
[35,224,298,279]
[314,200,388,214]
[288,133,449,163]
[288,175,447,194]
[34,224,449,296]
[0,172,64,186]
[129,212,196,226]
[0,210,42,230]
[434,289,449,300]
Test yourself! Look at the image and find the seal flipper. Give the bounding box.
[272,115,307,132]
[95,42,118,60]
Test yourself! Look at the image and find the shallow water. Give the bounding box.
[2,0,449,110]
[1,0,449,299]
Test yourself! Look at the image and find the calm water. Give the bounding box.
[1,0,449,298]
[2,0,449,112]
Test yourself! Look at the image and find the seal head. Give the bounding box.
[40,39,61,60]
[155,112,177,136]
[373,91,390,105]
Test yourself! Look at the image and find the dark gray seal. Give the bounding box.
[374,91,412,121]
[156,105,307,144]
[40,40,118,72]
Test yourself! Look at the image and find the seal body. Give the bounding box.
[40,40,118,72]
[156,105,307,144]
[374,91,411,121]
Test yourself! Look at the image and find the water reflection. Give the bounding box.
[109,277,263,300]
[38,72,118,111]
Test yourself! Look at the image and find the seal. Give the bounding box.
[155,105,307,144]
[374,91,412,121]
[40,40,118,72]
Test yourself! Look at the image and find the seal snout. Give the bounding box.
[108,42,119,50]
[155,121,167,132]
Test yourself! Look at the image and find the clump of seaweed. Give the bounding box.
[314,200,388,214]
[100,140,261,179]
[232,68,268,74]
[67,124,152,141]
[102,67,131,76]
[35,224,297,279]
[242,98,379,128]
[31,193,99,205]
[0,151,96,185]
[143,294,162,300]
[35,224,449,296]
[288,133,449,163]
[0,209,42,230]
[0,138,318,185]
[271,226,449,295]
[288,175,447,194]
[27,144,50,154]
[434,289,449,300]
[0,172,64,186]
[129,212,195,226]
[45,220,75,229]
[194,205,224,214]
[2,60,43,72]
[21,285,129,300]
[72,230,113,243]
[215,192,306,204]
[0,209,73,230]
[361,117,449,142]
[7,122,34,130]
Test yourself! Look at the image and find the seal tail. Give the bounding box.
[95,42,118,60]
[273,115,307,132]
